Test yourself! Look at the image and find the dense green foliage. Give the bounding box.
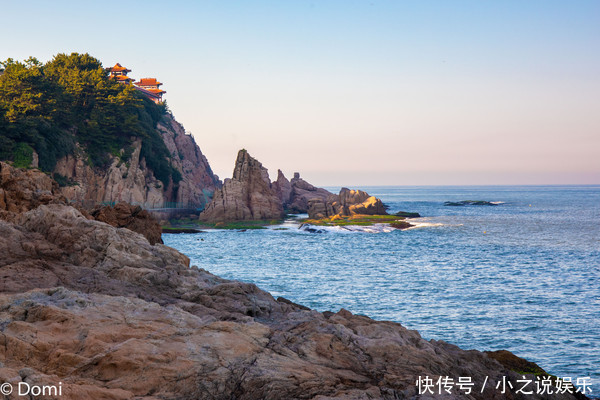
[0,53,180,186]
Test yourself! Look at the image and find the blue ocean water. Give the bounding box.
[163,185,600,388]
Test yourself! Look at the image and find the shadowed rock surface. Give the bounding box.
[0,164,587,399]
[272,169,293,206]
[199,149,283,222]
[91,202,163,245]
[285,172,334,213]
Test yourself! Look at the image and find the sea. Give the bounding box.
[163,185,600,392]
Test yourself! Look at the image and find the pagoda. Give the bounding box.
[134,78,166,104]
[106,63,133,83]
[105,62,166,104]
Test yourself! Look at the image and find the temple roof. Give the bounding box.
[107,63,131,73]
[146,88,166,95]
[113,75,133,82]
[135,78,162,87]
[134,86,164,97]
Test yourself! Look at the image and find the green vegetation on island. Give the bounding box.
[0,53,179,186]
[300,214,414,229]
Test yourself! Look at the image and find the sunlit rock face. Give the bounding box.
[308,187,388,219]
[54,113,219,209]
[199,149,284,222]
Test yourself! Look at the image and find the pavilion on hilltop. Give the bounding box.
[106,63,134,83]
[106,63,166,104]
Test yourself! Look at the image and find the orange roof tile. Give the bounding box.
[108,63,131,73]
[146,88,166,94]
[112,75,133,82]
[135,78,162,87]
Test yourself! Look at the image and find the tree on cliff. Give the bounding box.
[0,53,180,187]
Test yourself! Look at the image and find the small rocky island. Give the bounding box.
[198,149,416,230]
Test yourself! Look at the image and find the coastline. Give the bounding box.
[0,162,592,398]
[163,184,600,393]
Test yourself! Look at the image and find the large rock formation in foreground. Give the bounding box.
[0,162,162,245]
[54,114,220,209]
[308,187,388,219]
[0,164,586,400]
[199,149,283,222]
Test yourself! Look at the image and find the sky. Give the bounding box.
[3,0,599,185]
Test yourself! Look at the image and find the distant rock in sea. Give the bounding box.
[445,200,500,206]
[394,211,421,218]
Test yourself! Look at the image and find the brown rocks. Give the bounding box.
[0,162,163,246]
[157,115,221,207]
[308,187,388,219]
[0,201,586,399]
[0,162,66,221]
[91,202,163,245]
[272,169,292,205]
[0,162,585,400]
[285,172,333,213]
[199,150,284,222]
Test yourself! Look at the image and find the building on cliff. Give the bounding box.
[134,78,166,104]
[106,63,165,104]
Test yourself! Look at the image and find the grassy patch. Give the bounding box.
[163,217,282,231]
[300,214,412,228]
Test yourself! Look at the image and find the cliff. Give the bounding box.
[199,149,283,222]
[0,164,586,400]
[55,113,220,209]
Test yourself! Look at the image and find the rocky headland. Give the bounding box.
[0,54,220,212]
[0,162,588,400]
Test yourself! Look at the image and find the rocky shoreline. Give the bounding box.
[0,162,589,400]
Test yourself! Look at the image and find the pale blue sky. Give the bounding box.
[3,0,599,185]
